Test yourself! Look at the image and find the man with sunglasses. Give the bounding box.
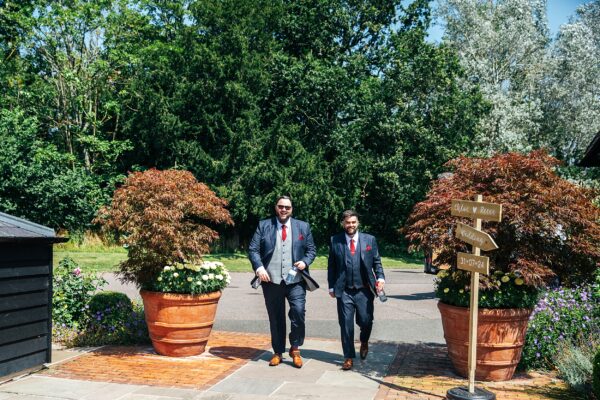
[248,196,316,368]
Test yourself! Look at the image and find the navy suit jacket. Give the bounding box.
[248,217,317,274]
[327,232,385,297]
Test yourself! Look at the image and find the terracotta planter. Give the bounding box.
[140,290,221,357]
[438,301,532,381]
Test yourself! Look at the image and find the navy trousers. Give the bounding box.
[262,281,306,354]
[337,287,374,358]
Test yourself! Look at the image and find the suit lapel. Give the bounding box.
[268,217,277,254]
[359,233,366,263]
[290,218,297,246]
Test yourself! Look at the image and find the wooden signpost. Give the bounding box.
[447,195,502,400]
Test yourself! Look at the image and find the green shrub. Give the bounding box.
[520,284,599,370]
[52,257,106,329]
[553,336,597,395]
[88,291,133,319]
[78,293,149,346]
[593,349,600,399]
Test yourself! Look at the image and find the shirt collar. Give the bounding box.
[345,231,359,244]
[277,219,291,229]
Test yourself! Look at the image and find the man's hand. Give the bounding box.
[376,280,385,292]
[256,268,271,282]
[294,261,307,271]
[329,292,335,298]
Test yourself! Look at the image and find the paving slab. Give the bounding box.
[4,396,67,400]
[316,370,380,389]
[208,376,282,396]
[272,382,375,400]
[0,376,114,399]
[132,387,204,399]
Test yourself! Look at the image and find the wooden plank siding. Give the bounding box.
[0,243,53,377]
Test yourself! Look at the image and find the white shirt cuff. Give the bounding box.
[377,279,385,283]
[256,266,266,275]
[329,288,334,292]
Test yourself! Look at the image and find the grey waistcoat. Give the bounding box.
[266,226,298,285]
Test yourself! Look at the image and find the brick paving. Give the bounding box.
[43,330,271,390]
[375,343,583,400]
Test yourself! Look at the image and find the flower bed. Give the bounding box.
[435,269,540,309]
[520,283,600,371]
[145,260,231,294]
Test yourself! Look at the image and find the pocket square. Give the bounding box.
[366,245,372,251]
[298,234,304,241]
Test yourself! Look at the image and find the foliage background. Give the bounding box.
[1,0,599,249]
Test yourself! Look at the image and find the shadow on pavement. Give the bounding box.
[387,292,436,300]
[209,345,268,360]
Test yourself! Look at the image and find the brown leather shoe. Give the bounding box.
[360,342,368,360]
[269,353,282,366]
[342,358,353,370]
[289,349,303,368]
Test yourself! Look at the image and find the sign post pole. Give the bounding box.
[467,194,483,393]
[446,195,501,400]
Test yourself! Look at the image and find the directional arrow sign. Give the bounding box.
[457,252,489,274]
[455,222,499,251]
[451,199,502,222]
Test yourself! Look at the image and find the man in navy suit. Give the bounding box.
[248,196,316,368]
[327,210,385,370]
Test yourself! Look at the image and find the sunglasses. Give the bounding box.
[277,205,292,210]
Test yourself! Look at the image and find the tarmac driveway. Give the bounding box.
[103,269,443,344]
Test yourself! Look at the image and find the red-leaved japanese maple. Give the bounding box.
[404,150,600,288]
[96,169,233,287]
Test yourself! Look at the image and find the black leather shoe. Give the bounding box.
[360,342,368,360]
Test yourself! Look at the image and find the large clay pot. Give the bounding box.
[438,301,532,381]
[140,290,221,357]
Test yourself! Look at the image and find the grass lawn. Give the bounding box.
[55,246,423,274]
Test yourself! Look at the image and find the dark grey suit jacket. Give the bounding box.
[327,232,385,297]
[248,217,317,273]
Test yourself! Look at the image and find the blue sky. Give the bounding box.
[427,0,591,42]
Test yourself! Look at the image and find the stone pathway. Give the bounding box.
[0,331,580,400]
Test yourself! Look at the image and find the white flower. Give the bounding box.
[210,264,217,270]
[202,275,209,281]
[157,277,162,282]
[196,281,202,285]
[216,274,223,280]
[201,263,210,270]
[173,272,179,278]
[208,273,215,279]
[164,266,171,271]
[187,277,193,282]
[176,263,184,270]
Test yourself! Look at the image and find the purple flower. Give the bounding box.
[536,353,540,358]
[73,267,81,277]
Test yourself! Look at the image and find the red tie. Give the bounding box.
[282,225,287,241]
[350,238,355,255]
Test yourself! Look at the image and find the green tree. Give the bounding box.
[0,108,105,230]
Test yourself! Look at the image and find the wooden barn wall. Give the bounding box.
[0,243,52,377]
